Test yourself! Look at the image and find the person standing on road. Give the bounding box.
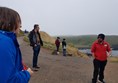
[0,7,33,83]
[91,33,111,83]
[62,38,67,56]
[28,24,43,70]
[55,37,60,54]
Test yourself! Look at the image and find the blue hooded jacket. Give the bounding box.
[0,30,30,83]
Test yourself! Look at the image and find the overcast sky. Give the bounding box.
[0,0,118,36]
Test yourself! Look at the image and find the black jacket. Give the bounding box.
[28,30,43,47]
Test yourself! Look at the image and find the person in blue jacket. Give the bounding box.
[0,7,33,83]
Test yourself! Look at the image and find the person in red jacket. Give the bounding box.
[55,37,60,54]
[91,33,111,83]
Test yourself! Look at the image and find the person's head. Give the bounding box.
[57,37,60,39]
[63,38,65,41]
[97,33,105,43]
[34,24,40,32]
[0,7,21,34]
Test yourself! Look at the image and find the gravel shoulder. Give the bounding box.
[18,37,118,83]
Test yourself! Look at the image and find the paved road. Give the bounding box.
[18,37,118,83]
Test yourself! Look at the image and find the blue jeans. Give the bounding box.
[63,49,66,56]
[33,45,40,67]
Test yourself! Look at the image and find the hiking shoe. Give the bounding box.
[35,66,40,69]
[98,79,105,83]
[33,66,40,69]
[32,68,38,71]
[92,79,97,83]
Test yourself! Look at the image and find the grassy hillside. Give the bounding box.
[40,32,85,57]
[17,29,25,37]
[57,35,118,49]
[23,31,87,57]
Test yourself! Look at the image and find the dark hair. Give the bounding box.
[0,7,21,31]
[63,38,65,40]
[57,37,60,39]
[34,24,39,29]
[97,33,105,40]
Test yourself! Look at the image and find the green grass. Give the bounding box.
[108,57,118,63]
[23,35,84,56]
[23,36,29,42]
[56,35,118,48]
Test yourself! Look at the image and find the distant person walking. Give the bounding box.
[91,33,111,83]
[55,37,60,54]
[62,38,67,56]
[0,7,33,83]
[29,24,43,70]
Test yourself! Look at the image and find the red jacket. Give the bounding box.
[55,39,60,46]
[91,40,111,61]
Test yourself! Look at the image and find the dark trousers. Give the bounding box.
[33,45,40,67]
[56,46,59,52]
[63,49,66,56]
[92,59,107,83]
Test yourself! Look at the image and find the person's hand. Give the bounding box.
[107,53,112,57]
[107,51,112,57]
[27,68,33,76]
[92,53,95,59]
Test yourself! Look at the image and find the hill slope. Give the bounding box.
[40,31,83,57]
[58,35,118,49]
[25,31,84,57]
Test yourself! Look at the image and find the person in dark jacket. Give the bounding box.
[55,37,60,54]
[29,24,43,70]
[0,7,33,83]
[91,33,111,83]
[62,38,67,56]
